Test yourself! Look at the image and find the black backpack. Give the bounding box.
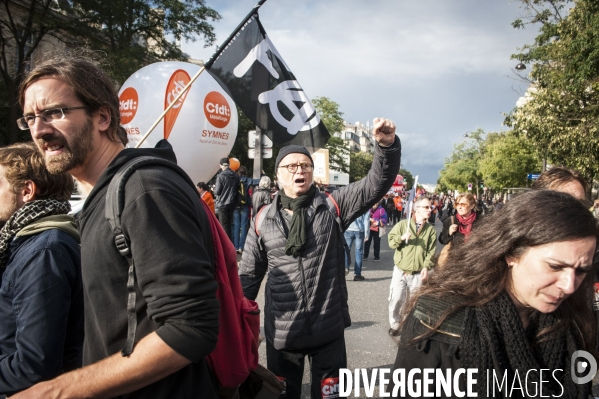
[237,180,247,207]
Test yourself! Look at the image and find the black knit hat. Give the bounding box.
[275,145,314,170]
[219,157,229,166]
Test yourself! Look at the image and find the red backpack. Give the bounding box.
[201,199,260,387]
[105,155,260,390]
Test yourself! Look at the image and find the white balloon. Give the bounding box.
[118,61,238,185]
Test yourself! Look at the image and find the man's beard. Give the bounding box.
[38,117,94,174]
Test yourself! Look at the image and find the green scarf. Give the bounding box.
[279,185,317,257]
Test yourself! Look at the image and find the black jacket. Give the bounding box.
[392,305,465,398]
[214,168,239,210]
[438,212,483,247]
[77,142,219,399]
[251,187,271,214]
[0,222,82,396]
[239,137,401,350]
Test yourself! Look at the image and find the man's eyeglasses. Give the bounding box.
[455,203,471,207]
[17,106,87,130]
[416,206,431,210]
[278,163,314,173]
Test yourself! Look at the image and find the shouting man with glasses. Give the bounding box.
[239,119,401,399]
[387,196,437,336]
[13,55,219,398]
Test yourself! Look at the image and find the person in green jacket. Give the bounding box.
[387,196,437,336]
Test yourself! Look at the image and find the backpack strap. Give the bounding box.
[254,203,272,236]
[105,155,197,357]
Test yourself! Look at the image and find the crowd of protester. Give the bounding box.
[1,50,599,399]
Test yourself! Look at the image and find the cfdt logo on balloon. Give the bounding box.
[119,87,138,125]
[204,91,231,129]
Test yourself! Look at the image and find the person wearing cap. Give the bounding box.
[239,118,401,399]
[214,157,240,242]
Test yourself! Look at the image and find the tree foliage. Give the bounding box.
[71,0,220,84]
[349,151,372,183]
[399,168,414,190]
[312,96,344,135]
[325,136,350,174]
[312,96,349,174]
[0,0,220,144]
[0,0,75,144]
[478,132,540,190]
[437,129,485,192]
[437,129,540,192]
[506,0,599,181]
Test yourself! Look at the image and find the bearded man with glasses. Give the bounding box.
[239,118,401,399]
[14,54,219,399]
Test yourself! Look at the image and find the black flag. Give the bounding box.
[205,12,330,151]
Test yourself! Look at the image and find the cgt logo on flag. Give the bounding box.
[205,13,330,150]
[164,69,191,140]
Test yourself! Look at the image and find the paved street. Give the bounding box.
[250,219,446,398]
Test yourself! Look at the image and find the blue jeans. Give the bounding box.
[232,205,250,250]
[344,230,365,276]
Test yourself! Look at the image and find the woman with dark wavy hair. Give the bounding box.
[391,190,598,398]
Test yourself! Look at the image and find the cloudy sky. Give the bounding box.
[182,0,538,184]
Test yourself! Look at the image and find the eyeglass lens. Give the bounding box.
[17,109,65,130]
[285,163,313,172]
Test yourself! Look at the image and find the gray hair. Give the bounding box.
[259,176,271,188]
[414,196,430,207]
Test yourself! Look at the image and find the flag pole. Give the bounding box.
[404,175,419,244]
[135,0,269,149]
[204,0,268,70]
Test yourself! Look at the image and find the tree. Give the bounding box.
[0,0,220,144]
[399,168,414,190]
[312,96,349,174]
[478,132,541,190]
[349,151,372,183]
[312,96,344,135]
[325,136,349,174]
[437,129,541,193]
[506,0,599,181]
[0,0,75,144]
[71,0,220,84]
[437,129,486,192]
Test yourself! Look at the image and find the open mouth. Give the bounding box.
[294,178,306,185]
[39,138,66,156]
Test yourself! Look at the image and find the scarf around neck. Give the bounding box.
[0,198,71,267]
[279,185,317,257]
[459,291,585,398]
[456,211,476,237]
[411,214,426,236]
